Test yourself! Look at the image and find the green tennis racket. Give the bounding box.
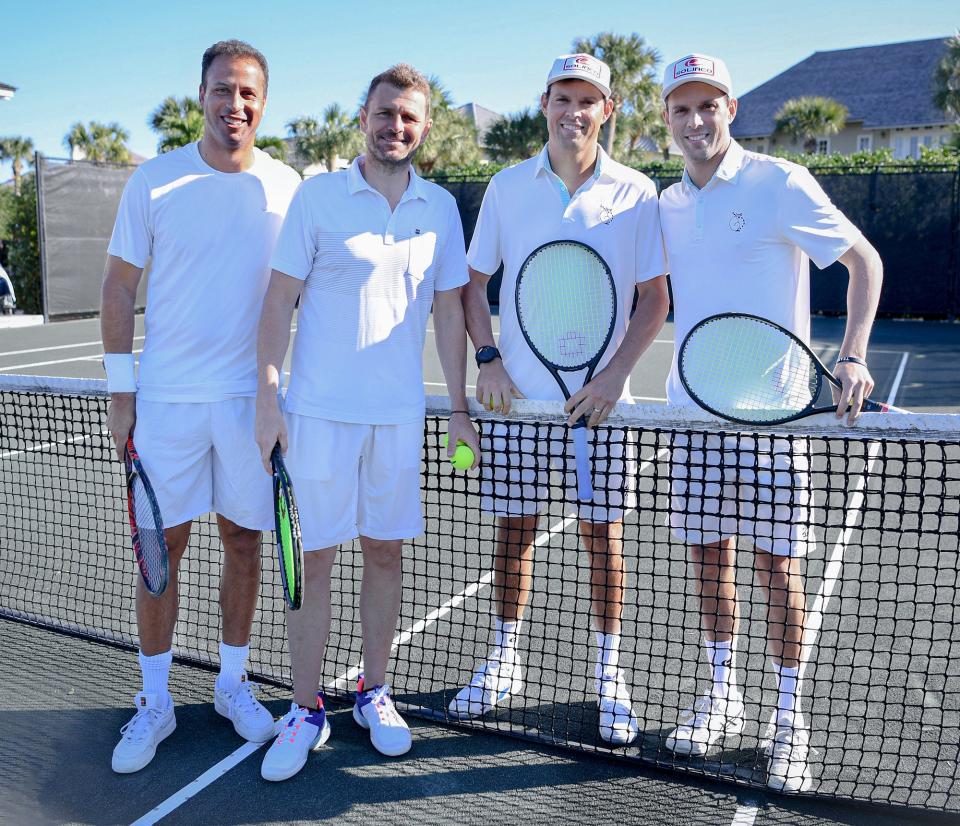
[271,444,303,610]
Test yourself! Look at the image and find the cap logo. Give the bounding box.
[563,56,600,79]
[674,57,715,80]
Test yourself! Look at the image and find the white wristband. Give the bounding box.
[103,353,137,393]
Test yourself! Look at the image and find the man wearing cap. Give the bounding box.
[658,53,883,792]
[454,52,669,746]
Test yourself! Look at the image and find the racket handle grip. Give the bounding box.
[571,423,595,502]
[862,399,908,414]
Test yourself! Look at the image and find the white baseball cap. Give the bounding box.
[661,54,732,101]
[546,53,611,98]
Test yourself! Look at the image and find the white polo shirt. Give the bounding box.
[468,145,665,402]
[659,141,862,405]
[271,157,468,425]
[108,142,301,402]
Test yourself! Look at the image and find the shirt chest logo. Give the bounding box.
[729,212,746,232]
[599,205,614,225]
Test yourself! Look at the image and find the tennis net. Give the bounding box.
[0,374,957,814]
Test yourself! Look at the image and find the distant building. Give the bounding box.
[0,82,15,101]
[456,102,501,156]
[732,38,956,159]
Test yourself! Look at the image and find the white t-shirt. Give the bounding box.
[270,157,469,425]
[467,145,665,403]
[659,141,863,405]
[108,142,301,401]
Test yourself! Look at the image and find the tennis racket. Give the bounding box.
[124,436,169,596]
[515,240,617,501]
[678,313,903,426]
[271,444,303,610]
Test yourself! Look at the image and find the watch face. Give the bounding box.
[476,346,499,365]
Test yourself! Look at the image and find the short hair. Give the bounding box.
[201,40,269,93]
[364,63,431,118]
[543,81,608,103]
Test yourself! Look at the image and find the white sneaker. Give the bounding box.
[111,692,176,773]
[214,673,276,743]
[353,681,411,757]
[448,649,523,719]
[595,666,639,746]
[765,713,813,793]
[261,700,331,782]
[665,693,745,756]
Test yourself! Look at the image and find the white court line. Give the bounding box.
[128,740,264,826]
[0,348,143,372]
[0,335,145,359]
[730,802,759,826]
[0,434,92,460]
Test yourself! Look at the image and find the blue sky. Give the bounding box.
[0,0,957,177]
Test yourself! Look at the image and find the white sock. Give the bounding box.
[705,638,736,700]
[217,642,249,693]
[139,649,173,704]
[493,617,521,657]
[772,661,801,721]
[594,631,621,675]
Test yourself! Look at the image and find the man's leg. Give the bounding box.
[666,538,745,755]
[351,535,411,757]
[448,514,537,718]
[261,547,337,781]
[112,521,191,773]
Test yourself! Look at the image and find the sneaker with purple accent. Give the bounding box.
[261,694,331,782]
[352,677,411,757]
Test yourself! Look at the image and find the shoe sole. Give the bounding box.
[111,714,177,774]
[353,705,412,757]
[665,716,745,756]
[214,694,276,743]
[261,722,331,782]
[447,675,524,719]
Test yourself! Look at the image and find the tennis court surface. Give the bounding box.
[0,316,958,826]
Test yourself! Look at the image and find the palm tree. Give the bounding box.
[773,97,849,154]
[485,108,548,163]
[616,110,671,162]
[572,32,661,158]
[150,96,204,153]
[64,121,131,163]
[0,136,34,195]
[934,32,960,149]
[255,135,287,161]
[287,103,362,173]
[414,78,481,175]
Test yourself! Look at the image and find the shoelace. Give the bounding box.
[368,686,403,725]
[231,680,262,714]
[119,707,163,744]
[274,707,308,745]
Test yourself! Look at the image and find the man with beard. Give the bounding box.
[255,63,479,780]
[102,40,301,774]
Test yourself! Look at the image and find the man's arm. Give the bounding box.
[461,266,522,414]
[254,270,302,473]
[433,286,480,467]
[565,274,670,427]
[833,236,883,423]
[100,254,144,461]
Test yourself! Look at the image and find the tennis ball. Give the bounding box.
[440,433,475,470]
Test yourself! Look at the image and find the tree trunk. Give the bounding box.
[12,159,21,196]
[602,111,618,157]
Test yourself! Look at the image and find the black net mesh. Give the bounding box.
[0,376,957,813]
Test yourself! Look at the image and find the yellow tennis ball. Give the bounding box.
[440,433,475,470]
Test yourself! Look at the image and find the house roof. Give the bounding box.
[731,37,952,138]
[456,102,501,142]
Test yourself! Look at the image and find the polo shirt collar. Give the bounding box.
[681,139,746,193]
[534,144,607,182]
[347,155,428,202]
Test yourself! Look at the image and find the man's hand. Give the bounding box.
[107,393,136,462]
[476,360,523,414]
[564,364,628,429]
[255,393,286,475]
[833,361,875,425]
[446,410,481,469]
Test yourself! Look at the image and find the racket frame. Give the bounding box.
[678,312,892,426]
[271,444,304,611]
[124,436,169,597]
[514,240,618,500]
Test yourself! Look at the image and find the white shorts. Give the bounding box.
[133,397,273,530]
[669,433,812,557]
[284,414,424,551]
[480,421,636,523]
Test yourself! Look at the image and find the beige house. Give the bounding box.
[732,38,956,159]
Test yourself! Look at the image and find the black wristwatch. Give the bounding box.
[475,345,501,368]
